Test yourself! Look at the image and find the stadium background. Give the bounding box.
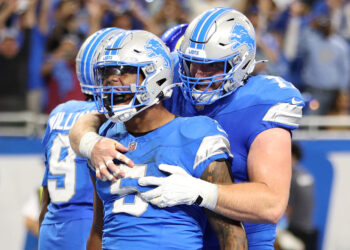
[0,0,349,249]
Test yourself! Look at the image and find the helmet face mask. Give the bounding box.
[178,7,256,105]
[93,63,150,122]
[92,30,174,123]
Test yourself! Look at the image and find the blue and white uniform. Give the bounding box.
[39,100,96,250]
[164,62,304,249]
[95,116,232,250]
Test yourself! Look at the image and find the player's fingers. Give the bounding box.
[138,176,164,187]
[148,197,167,208]
[139,187,163,201]
[95,166,101,179]
[115,151,134,168]
[105,160,125,179]
[99,164,116,182]
[114,141,128,152]
[96,164,107,181]
[112,166,125,179]
[158,164,187,175]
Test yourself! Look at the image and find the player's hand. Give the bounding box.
[138,164,218,210]
[92,137,135,182]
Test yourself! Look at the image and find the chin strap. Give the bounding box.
[160,82,183,99]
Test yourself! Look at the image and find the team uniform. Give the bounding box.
[94,116,232,250]
[164,65,304,249]
[39,100,96,250]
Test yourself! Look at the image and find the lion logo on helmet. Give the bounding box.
[145,39,172,69]
[230,24,255,52]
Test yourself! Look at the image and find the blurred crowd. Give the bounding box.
[0,0,349,116]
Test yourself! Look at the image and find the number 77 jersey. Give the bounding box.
[96,116,232,250]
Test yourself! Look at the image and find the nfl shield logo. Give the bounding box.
[128,142,137,151]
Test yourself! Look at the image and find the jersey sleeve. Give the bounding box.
[234,75,304,148]
[192,133,232,178]
[247,102,303,147]
[179,117,233,178]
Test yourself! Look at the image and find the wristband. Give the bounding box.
[79,132,102,159]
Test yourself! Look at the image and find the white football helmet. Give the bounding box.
[178,7,256,105]
[76,27,124,95]
[92,30,174,123]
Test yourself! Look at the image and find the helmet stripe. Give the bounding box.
[81,28,116,85]
[190,8,230,50]
[106,31,130,56]
[190,8,217,48]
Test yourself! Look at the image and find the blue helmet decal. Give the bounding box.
[145,38,172,68]
[80,28,116,86]
[230,24,255,52]
[104,32,127,56]
[190,8,230,50]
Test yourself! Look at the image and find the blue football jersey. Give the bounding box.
[41,100,96,224]
[95,116,232,250]
[165,54,305,249]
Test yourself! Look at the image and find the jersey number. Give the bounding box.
[47,134,76,203]
[110,165,148,217]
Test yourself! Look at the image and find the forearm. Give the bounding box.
[202,160,247,249]
[206,210,247,250]
[39,0,50,34]
[87,231,102,250]
[69,112,106,156]
[214,182,288,224]
[214,128,292,224]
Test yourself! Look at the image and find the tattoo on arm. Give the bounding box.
[201,160,247,250]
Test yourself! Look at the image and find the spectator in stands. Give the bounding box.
[153,0,189,34]
[42,34,83,113]
[0,0,38,111]
[298,12,350,115]
[325,90,350,130]
[101,0,160,35]
[45,0,82,53]
[287,142,318,250]
[273,0,314,89]
[328,90,350,115]
[317,0,350,41]
[41,0,107,113]
[246,5,290,78]
[27,0,50,115]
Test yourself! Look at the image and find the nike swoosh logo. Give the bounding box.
[291,97,303,105]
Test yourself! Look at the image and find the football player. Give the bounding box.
[69,7,304,249]
[85,29,246,250]
[38,27,123,250]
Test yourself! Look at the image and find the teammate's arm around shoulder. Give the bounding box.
[69,111,134,181]
[215,127,292,224]
[202,160,247,250]
[69,112,106,157]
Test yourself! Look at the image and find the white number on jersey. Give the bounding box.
[110,164,148,217]
[265,76,296,89]
[47,134,76,203]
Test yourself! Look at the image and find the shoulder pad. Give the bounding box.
[179,116,226,139]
